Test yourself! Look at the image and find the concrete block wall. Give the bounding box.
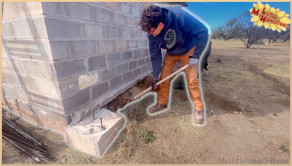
[2,2,152,132]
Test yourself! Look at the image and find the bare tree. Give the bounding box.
[235,10,265,48]
[212,18,238,40]
[281,31,290,42]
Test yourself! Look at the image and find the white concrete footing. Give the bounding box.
[65,108,125,157]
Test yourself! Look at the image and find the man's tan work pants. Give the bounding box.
[157,47,204,111]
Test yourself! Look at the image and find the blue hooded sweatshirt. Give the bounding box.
[148,6,209,79]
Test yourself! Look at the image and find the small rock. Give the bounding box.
[273,113,278,116]
[237,128,240,132]
[256,129,261,132]
[249,119,255,123]
[214,115,218,118]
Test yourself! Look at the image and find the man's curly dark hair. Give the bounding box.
[139,5,165,32]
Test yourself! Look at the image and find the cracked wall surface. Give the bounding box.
[2,2,152,132]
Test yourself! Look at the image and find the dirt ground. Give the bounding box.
[2,39,290,164]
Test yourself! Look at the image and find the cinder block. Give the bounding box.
[98,41,114,54]
[42,2,66,16]
[110,75,122,89]
[2,58,8,71]
[130,4,140,17]
[128,40,137,49]
[120,3,130,14]
[30,92,64,111]
[14,87,29,103]
[4,39,53,60]
[138,58,145,66]
[136,29,143,38]
[143,49,149,56]
[2,22,14,39]
[8,16,48,39]
[9,18,32,39]
[54,59,85,79]
[83,23,103,40]
[45,17,82,40]
[136,2,151,8]
[113,13,126,26]
[22,76,38,92]
[31,16,50,39]
[122,71,133,82]
[2,44,8,57]
[93,6,113,24]
[116,62,129,75]
[58,76,79,98]
[88,56,106,72]
[98,68,118,81]
[137,40,143,49]
[78,71,99,90]
[127,17,136,27]
[133,68,141,77]
[115,41,128,52]
[64,2,93,21]
[3,2,20,19]
[35,77,61,98]
[50,41,71,60]
[70,41,97,58]
[18,2,43,17]
[145,57,151,63]
[65,108,125,157]
[31,105,68,133]
[102,2,120,10]
[121,28,131,39]
[1,57,25,74]
[130,29,137,39]
[103,26,122,39]
[147,63,153,71]
[141,64,148,73]
[107,53,122,65]
[63,88,90,113]
[92,81,109,100]
[122,51,132,60]
[129,61,137,70]
[22,59,56,79]
[2,84,17,99]
[133,49,143,59]
[144,39,149,48]
[2,71,21,87]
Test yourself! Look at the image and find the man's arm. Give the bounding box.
[148,35,162,80]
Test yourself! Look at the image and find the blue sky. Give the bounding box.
[186,2,290,31]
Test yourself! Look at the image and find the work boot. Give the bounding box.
[149,104,167,114]
[193,110,204,125]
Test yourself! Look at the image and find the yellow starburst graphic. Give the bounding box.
[250,2,291,32]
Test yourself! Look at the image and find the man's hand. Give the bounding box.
[189,58,199,67]
[152,79,160,91]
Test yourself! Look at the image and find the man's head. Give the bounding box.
[139,5,165,37]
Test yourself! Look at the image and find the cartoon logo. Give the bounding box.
[164,29,176,49]
[250,2,290,32]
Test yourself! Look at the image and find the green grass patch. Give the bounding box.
[140,129,155,144]
[280,145,289,152]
